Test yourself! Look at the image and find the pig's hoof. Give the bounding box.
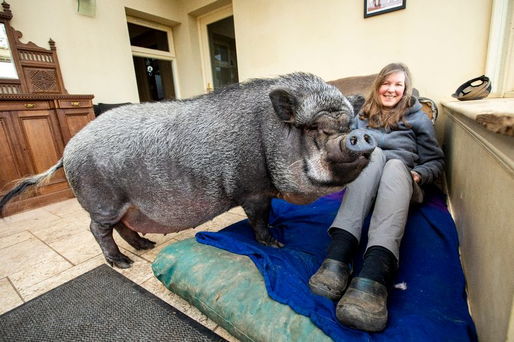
[133,237,156,250]
[258,236,285,248]
[270,240,285,248]
[106,254,134,269]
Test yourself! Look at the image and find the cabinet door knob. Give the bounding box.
[24,103,35,108]
[71,101,80,106]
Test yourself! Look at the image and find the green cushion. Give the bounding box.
[152,238,331,342]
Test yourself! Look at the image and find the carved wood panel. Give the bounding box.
[24,68,60,93]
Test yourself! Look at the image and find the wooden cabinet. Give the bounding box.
[0,3,95,215]
[0,96,94,215]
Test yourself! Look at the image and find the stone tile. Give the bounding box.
[0,200,241,336]
[139,239,178,263]
[30,217,88,244]
[0,236,71,279]
[167,227,200,242]
[212,212,246,228]
[208,212,246,232]
[113,231,176,256]
[0,231,32,249]
[19,255,105,301]
[155,211,245,244]
[6,244,73,291]
[228,206,247,218]
[9,258,73,293]
[0,278,24,315]
[114,249,154,285]
[140,276,218,331]
[0,223,29,240]
[0,207,59,224]
[47,230,102,265]
[0,209,62,239]
[41,198,85,218]
[214,325,240,342]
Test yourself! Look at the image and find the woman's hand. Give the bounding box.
[411,171,421,183]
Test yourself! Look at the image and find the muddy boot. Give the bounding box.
[335,246,397,332]
[309,229,357,300]
[309,259,351,300]
[336,277,388,332]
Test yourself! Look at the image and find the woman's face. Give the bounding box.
[378,71,406,108]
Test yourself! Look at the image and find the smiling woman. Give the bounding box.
[378,71,405,108]
[362,63,413,129]
[309,62,445,332]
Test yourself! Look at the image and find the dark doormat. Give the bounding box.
[0,264,226,342]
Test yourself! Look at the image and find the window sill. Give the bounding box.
[441,98,514,176]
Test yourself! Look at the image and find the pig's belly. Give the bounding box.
[120,203,228,234]
[121,208,183,234]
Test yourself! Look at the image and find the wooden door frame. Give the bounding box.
[127,16,181,100]
[197,5,234,93]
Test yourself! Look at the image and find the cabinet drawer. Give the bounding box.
[0,101,51,111]
[57,99,92,109]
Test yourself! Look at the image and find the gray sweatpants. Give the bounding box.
[330,148,422,261]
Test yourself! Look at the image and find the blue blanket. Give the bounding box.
[196,188,477,341]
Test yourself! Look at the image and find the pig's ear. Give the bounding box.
[347,95,365,115]
[269,89,298,123]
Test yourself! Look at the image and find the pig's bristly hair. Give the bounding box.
[0,159,63,216]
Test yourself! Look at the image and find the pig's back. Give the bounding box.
[63,82,275,195]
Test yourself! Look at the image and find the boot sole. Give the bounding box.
[308,280,343,301]
[336,303,387,332]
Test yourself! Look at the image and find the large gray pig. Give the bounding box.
[0,73,376,268]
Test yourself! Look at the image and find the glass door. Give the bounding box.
[207,16,238,90]
[127,18,178,102]
[198,6,239,92]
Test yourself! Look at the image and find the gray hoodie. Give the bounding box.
[353,98,444,185]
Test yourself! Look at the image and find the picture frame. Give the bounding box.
[364,0,406,18]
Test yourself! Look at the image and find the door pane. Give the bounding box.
[133,57,176,102]
[207,16,238,89]
[128,23,169,52]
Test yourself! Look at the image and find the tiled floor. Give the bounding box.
[0,198,247,341]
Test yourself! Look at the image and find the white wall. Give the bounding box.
[9,0,139,103]
[7,0,494,107]
[7,0,220,103]
[233,0,492,104]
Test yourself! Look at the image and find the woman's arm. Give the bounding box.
[412,115,445,185]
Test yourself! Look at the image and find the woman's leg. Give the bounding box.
[309,148,386,300]
[337,159,413,332]
[329,148,387,242]
[366,158,413,260]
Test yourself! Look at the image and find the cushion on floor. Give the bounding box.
[152,188,477,341]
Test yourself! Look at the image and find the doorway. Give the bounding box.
[132,57,175,102]
[198,6,239,92]
[208,17,238,90]
[127,18,178,102]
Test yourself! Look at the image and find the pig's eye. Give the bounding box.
[314,125,338,135]
[304,124,318,132]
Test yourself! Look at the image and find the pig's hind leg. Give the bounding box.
[114,222,156,250]
[243,196,284,248]
[90,220,134,268]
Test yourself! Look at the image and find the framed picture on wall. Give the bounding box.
[364,0,406,18]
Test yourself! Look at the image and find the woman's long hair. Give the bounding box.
[360,63,414,129]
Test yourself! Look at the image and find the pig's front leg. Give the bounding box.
[242,195,284,248]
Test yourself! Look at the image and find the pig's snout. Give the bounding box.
[344,129,376,155]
